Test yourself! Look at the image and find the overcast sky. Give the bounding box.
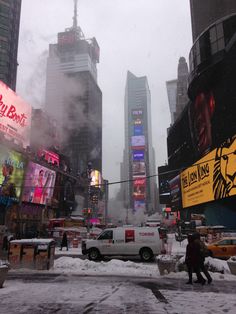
[16,0,192,197]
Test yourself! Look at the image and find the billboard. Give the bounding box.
[132,150,144,161]
[0,81,32,147]
[134,125,143,136]
[22,162,56,205]
[134,200,146,211]
[0,147,26,203]
[132,109,143,117]
[131,135,145,147]
[37,149,60,166]
[169,175,182,210]
[133,118,142,125]
[134,178,146,186]
[90,170,102,188]
[133,184,146,200]
[132,161,146,176]
[181,136,236,208]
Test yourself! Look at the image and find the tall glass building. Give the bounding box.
[45,2,102,175]
[0,0,21,90]
[120,71,157,216]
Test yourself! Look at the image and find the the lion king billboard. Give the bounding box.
[181,136,236,208]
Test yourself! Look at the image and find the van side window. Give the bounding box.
[97,230,113,240]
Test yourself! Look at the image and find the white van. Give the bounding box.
[82,226,162,262]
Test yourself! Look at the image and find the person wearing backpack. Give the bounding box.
[194,233,212,284]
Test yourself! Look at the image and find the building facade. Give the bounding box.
[0,0,21,90]
[190,0,236,41]
[166,79,177,125]
[45,4,102,176]
[121,71,157,216]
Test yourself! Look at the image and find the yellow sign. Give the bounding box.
[181,137,236,208]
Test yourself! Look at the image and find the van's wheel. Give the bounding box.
[140,248,153,262]
[88,248,100,261]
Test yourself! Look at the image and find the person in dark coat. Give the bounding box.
[194,233,212,284]
[185,233,206,284]
[60,232,68,251]
[185,234,195,284]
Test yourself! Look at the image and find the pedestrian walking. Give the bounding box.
[194,232,213,284]
[185,234,195,284]
[60,232,69,251]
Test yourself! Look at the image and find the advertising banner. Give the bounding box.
[133,118,142,125]
[134,200,146,211]
[134,125,143,136]
[22,162,56,205]
[134,178,146,186]
[181,136,236,208]
[169,175,182,210]
[133,184,146,200]
[132,161,146,176]
[0,81,32,147]
[131,135,145,147]
[132,150,144,161]
[90,170,102,188]
[132,109,143,117]
[0,147,26,203]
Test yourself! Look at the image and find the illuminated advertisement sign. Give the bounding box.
[132,150,144,161]
[181,136,236,208]
[90,170,102,188]
[132,161,146,176]
[134,125,143,136]
[134,118,142,125]
[169,175,182,210]
[0,81,32,147]
[133,184,146,200]
[132,109,143,116]
[134,200,146,212]
[22,162,56,205]
[134,178,146,186]
[131,135,145,147]
[0,147,26,203]
[37,149,60,166]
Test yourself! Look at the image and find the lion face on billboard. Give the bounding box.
[213,137,236,199]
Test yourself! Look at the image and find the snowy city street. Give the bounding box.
[1,237,236,313]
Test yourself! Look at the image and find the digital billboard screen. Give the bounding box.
[0,147,26,202]
[132,150,144,161]
[0,80,32,147]
[134,200,146,212]
[132,161,146,176]
[133,118,142,125]
[22,162,56,205]
[131,135,145,148]
[90,170,102,188]
[132,109,143,117]
[181,136,236,208]
[134,178,146,186]
[133,184,146,200]
[134,125,143,136]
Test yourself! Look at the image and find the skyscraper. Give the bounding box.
[45,1,102,175]
[120,71,157,216]
[166,79,177,125]
[0,0,22,90]
[190,0,236,42]
[175,57,189,121]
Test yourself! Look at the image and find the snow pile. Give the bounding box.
[228,256,236,263]
[54,257,158,277]
[205,257,230,274]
